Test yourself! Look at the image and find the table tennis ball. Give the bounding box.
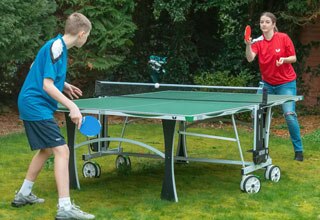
[155,83,160,88]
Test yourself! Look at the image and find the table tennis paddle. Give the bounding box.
[79,116,101,137]
[244,25,251,41]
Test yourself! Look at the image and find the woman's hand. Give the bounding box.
[276,56,296,67]
[244,37,252,46]
[276,57,285,66]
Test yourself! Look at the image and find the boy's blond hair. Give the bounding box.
[65,12,92,35]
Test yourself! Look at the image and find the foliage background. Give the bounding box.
[0,0,319,105]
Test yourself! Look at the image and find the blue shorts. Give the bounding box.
[23,119,66,151]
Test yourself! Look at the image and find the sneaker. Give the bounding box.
[55,203,95,220]
[11,192,45,207]
[294,151,304,161]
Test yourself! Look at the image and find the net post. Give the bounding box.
[261,87,268,106]
[94,80,102,97]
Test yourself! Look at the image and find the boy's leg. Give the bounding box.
[19,149,52,195]
[52,144,70,198]
[53,144,95,219]
[12,149,51,207]
[26,148,53,182]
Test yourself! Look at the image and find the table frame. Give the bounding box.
[62,92,302,201]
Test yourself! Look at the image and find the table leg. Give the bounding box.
[65,113,80,189]
[253,107,269,164]
[161,119,178,202]
[177,121,187,157]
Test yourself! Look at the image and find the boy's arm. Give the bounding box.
[43,78,82,128]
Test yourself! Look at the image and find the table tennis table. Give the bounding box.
[58,82,303,202]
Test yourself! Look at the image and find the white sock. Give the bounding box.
[59,197,72,211]
[18,179,34,196]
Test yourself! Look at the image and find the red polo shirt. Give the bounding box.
[251,32,297,85]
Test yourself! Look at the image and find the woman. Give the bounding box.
[245,12,304,161]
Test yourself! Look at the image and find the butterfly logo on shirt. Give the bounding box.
[275,49,281,53]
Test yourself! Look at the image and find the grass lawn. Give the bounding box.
[0,120,319,220]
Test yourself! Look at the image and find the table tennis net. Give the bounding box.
[95,81,169,97]
[94,81,267,104]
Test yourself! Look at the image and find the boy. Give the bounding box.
[12,12,95,219]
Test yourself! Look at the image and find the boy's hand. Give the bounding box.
[64,82,83,100]
[69,105,83,129]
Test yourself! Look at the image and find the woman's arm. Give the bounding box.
[245,41,256,62]
[276,55,297,66]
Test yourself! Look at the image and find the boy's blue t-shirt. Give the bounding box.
[18,34,68,121]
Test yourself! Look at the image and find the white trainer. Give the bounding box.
[55,203,95,220]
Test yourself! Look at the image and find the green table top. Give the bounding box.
[58,90,303,121]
